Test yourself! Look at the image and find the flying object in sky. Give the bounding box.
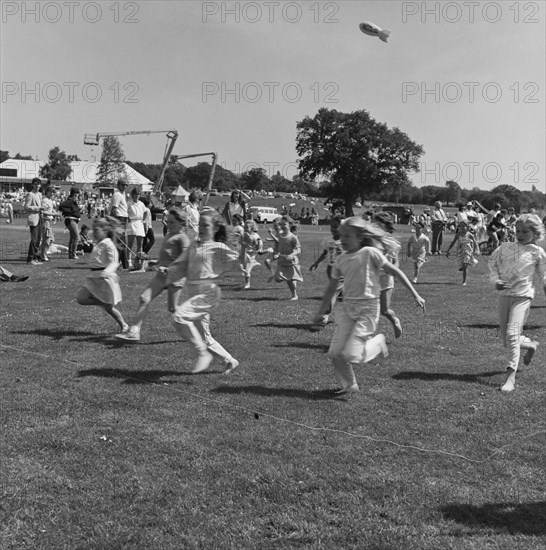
[359,22,391,43]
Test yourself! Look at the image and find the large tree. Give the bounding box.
[444,180,462,206]
[296,108,424,215]
[96,136,126,185]
[40,146,72,181]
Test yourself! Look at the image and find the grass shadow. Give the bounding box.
[272,342,329,351]
[441,501,546,535]
[393,370,505,386]
[235,296,283,302]
[462,323,542,330]
[212,385,337,400]
[253,323,321,332]
[77,367,198,384]
[13,328,110,342]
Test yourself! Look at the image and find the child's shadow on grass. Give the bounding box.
[13,328,110,343]
[272,342,329,352]
[393,370,505,387]
[253,323,321,332]
[441,501,546,536]
[77,367,196,384]
[462,323,542,330]
[213,385,337,400]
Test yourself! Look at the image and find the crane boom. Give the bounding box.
[83,129,178,196]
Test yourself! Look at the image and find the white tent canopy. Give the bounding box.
[172,185,189,200]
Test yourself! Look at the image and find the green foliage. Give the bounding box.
[444,180,462,206]
[97,136,126,185]
[39,146,72,181]
[296,108,424,215]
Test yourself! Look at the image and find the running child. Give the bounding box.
[273,216,303,301]
[489,213,546,392]
[76,217,128,334]
[373,212,403,338]
[407,222,430,283]
[264,217,281,279]
[313,217,425,395]
[117,207,191,342]
[240,219,263,289]
[309,214,344,325]
[445,220,479,286]
[166,211,240,374]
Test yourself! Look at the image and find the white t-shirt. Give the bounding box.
[331,247,386,300]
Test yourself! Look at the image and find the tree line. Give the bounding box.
[2,106,544,213]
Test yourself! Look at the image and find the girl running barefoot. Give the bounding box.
[309,214,344,325]
[166,211,241,374]
[264,218,281,280]
[373,212,403,338]
[407,222,430,283]
[273,216,303,300]
[240,219,263,289]
[117,207,191,342]
[489,213,546,392]
[314,217,425,395]
[76,217,128,335]
[445,220,479,286]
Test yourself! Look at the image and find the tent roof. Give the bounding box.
[172,185,189,197]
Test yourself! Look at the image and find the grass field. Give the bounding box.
[1,217,545,549]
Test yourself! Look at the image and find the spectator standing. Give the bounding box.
[430,201,447,255]
[222,190,247,225]
[109,180,129,269]
[24,178,43,264]
[60,187,82,260]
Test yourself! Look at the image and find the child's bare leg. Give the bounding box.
[462,265,468,285]
[104,303,127,330]
[287,280,298,300]
[77,287,102,306]
[380,289,402,338]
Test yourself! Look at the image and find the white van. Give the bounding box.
[250,206,280,223]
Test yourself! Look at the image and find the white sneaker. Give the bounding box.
[243,282,250,289]
[192,351,213,374]
[116,326,141,341]
[412,278,418,284]
[321,314,329,326]
[224,358,239,374]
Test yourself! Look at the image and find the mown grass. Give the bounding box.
[1,218,545,549]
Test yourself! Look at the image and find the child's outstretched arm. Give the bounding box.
[383,263,425,309]
[309,249,327,271]
[313,277,340,323]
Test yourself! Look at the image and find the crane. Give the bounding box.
[170,152,218,206]
[83,129,178,197]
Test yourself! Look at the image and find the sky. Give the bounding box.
[1,0,545,191]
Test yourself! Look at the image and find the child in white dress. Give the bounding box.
[407,222,430,283]
[76,217,128,334]
[166,211,241,374]
[273,216,303,301]
[488,214,546,392]
[314,217,425,395]
[240,219,263,289]
[445,220,479,285]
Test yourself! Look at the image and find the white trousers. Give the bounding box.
[498,295,533,372]
[172,283,233,362]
